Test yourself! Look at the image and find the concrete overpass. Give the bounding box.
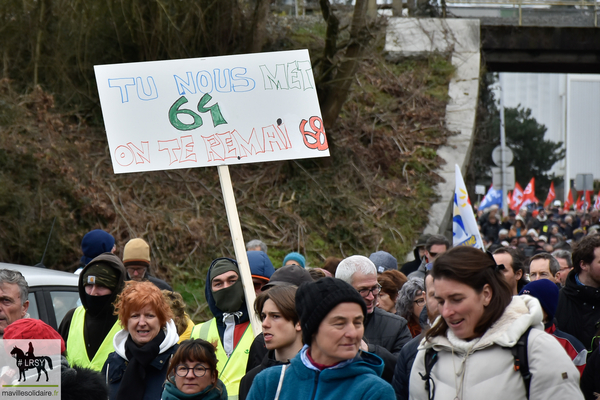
[385,14,600,236]
[481,25,600,73]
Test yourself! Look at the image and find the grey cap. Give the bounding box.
[369,251,398,273]
[261,264,314,291]
[416,234,431,248]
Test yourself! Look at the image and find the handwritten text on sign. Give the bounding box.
[94,50,328,174]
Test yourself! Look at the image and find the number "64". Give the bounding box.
[169,94,227,131]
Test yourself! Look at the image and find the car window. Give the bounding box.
[51,291,80,326]
[27,292,39,320]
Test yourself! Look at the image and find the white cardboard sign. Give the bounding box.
[94,49,329,174]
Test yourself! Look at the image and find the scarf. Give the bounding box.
[161,380,228,400]
[116,329,166,400]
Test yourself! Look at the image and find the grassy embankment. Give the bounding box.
[0,17,454,320]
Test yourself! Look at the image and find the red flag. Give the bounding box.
[584,190,592,211]
[544,182,556,208]
[510,183,524,211]
[576,193,583,211]
[594,190,600,210]
[520,178,539,208]
[507,191,513,207]
[564,188,574,211]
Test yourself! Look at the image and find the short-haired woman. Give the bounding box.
[247,277,395,400]
[409,246,583,400]
[376,270,407,314]
[102,281,179,400]
[396,277,425,338]
[161,339,227,400]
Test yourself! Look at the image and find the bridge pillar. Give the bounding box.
[385,18,481,239]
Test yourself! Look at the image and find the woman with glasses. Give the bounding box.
[377,270,408,314]
[409,246,583,400]
[162,339,227,400]
[102,281,179,400]
[396,278,425,337]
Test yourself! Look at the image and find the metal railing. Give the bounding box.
[443,0,599,26]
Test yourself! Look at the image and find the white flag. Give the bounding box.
[453,164,484,249]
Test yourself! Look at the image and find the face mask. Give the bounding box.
[85,293,113,316]
[212,279,245,313]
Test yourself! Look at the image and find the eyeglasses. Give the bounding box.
[358,284,382,297]
[175,364,210,378]
[428,252,439,258]
[414,298,426,306]
[126,267,147,274]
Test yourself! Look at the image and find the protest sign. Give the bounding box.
[95,50,328,336]
[94,49,328,174]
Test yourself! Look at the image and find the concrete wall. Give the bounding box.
[385,18,481,238]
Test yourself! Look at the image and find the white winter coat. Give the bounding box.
[409,295,583,400]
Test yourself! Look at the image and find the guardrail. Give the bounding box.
[443,0,599,26]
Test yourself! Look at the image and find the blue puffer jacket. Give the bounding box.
[246,346,395,400]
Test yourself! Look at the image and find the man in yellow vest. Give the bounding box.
[58,252,126,371]
[191,258,254,400]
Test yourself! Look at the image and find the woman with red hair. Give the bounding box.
[102,281,179,400]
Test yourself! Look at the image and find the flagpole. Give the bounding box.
[499,74,509,217]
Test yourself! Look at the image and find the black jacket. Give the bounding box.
[245,333,267,373]
[58,253,127,360]
[556,269,600,351]
[400,248,422,276]
[146,274,173,291]
[102,344,178,400]
[61,356,108,400]
[239,350,286,400]
[581,346,600,400]
[364,307,412,383]
[391,334,422,400]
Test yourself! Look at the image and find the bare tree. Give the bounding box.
[316,0,375,130]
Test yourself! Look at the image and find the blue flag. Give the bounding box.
[453,165,484,249]
[479,185,502,209]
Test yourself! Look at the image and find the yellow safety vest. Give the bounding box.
[178,316,195,343]
[191,318,253,400]
[66,306,122,371]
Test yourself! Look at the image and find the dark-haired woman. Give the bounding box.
[409,246,583,400]
[161,339,227,400]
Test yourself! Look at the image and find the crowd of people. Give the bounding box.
[1,217,600,399]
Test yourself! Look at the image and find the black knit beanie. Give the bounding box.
[295,277,367,345]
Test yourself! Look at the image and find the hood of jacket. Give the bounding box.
[293,345,385,381]
[247,251,275,281]
[204,258,250,335]
[112,319,179,360]
[423,295,544,354]
[78,252,126,311]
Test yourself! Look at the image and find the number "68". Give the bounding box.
[300,116,328,151]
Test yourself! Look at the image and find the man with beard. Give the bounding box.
[58,253,126,371]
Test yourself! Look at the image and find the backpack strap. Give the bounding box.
[419,348,438,400]
[511,327,532,400]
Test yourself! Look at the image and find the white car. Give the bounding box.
[0,262,80,329]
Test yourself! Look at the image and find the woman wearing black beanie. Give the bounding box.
[246,277,395,400]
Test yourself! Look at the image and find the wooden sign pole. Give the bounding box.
[217,165,261,337]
